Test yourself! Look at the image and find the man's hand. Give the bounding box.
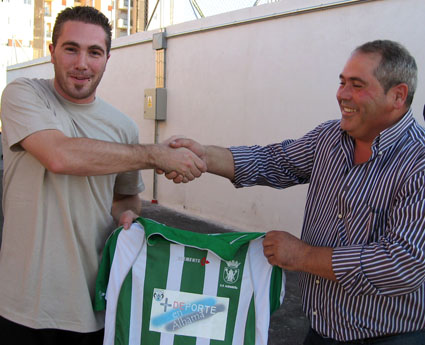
[169,137,207,162]
[118,210,139,230]
[157,137,207,183]
[263,231,310,270]
[156,142,206,182]
[158,137,235,183]
[112,194,142,229]
[263,230,336,281]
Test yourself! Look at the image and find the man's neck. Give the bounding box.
[353,140,373,165]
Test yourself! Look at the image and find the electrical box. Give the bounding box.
[144,88,167,120]
[152,32,167,50]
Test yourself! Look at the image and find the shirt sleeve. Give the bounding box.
[114,122,145,195]
[333,169,425,297]
[1,78,62,151]
[229,122,334,189]
[114,170,145,195]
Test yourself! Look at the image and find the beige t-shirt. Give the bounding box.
[0,78,144,332]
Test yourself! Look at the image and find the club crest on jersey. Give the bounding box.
[153,289,165,302]
[223,260,240,284]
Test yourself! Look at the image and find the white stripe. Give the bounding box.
[249,238,284,345]
[159,243,185,345]
[231,249,253,345]
[196,251,221,345]
[104,224,145,345]
[128,234,148,344]
[165,243,185,290]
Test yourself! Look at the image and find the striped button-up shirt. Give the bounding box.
[230,109,425,341]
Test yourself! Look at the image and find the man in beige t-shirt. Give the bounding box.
[0,6,205,345]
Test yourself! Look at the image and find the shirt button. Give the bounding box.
[313,311,318,316]
[338,214,343,219]
[315,279,320,285]
[378,151,383,155]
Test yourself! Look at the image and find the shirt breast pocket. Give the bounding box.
[344,201,388,244]
[366,205,388,243]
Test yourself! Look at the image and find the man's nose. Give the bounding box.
[337,84,352,100]
[75,52,88,70]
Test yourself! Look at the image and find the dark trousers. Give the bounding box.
[304,327,425,345]
[0,315,104,345]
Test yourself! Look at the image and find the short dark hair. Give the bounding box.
[52,6,112,54]
[354,40,417,108]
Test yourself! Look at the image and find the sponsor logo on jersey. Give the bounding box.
[178,256,210,265]
[150,289,229,340]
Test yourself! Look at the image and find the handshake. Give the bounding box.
[155,136,208,184]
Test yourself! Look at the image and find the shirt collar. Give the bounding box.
[339,109,414,162]
[372,108,414,154]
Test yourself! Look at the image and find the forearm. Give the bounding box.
[20,130,206,177]
[204,145,235,180]
[50,137,159,175]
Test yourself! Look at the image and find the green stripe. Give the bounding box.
[211,242,250,345]
[173,246,208,345]
[114,271,132,345]
[142,238,171,344]
[269,266,283,314]
[243,295,256,345]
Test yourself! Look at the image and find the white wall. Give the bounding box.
[5,0,425,235]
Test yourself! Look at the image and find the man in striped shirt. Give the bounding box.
[161,40,425,344]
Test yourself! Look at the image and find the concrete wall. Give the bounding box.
[5,0,425,235]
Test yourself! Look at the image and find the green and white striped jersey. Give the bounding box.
[95,217,285,345]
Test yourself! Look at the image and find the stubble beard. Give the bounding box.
[54,66,104,102]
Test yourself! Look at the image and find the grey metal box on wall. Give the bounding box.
[144,88,167,120]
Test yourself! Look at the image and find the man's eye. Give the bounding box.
[65,47,76,52]
[90,51,102,57]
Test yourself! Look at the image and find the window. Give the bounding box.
[44,2,52,16]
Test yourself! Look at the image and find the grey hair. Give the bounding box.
[354,40,417,107]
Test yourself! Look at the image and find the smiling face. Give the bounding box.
[49,21,110,104]
[336,52,400,144]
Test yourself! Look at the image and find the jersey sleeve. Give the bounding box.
[269,265,285,314]
[94,228,123,311]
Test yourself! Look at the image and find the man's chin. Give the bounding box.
[66,89,96,103]
[340,119,350,131]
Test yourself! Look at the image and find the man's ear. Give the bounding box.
[390,83,408,109]
[49,44,55,63]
